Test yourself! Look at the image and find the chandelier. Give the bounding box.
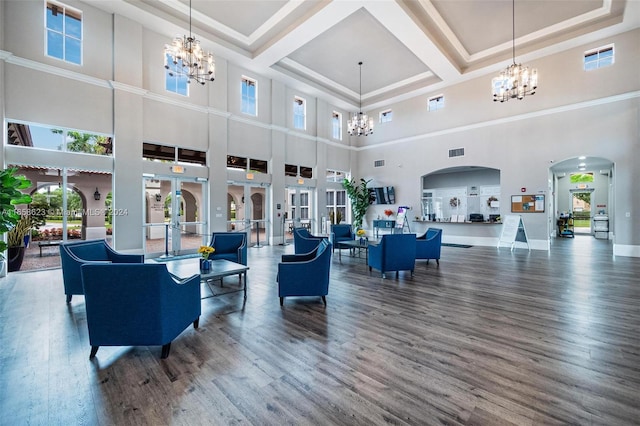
[164,0,215,85]
[348,62,374,136]
[491,0,537,102]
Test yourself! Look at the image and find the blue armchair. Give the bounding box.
[278,239,332,306]
[330,224,355,252]
[293,227,327,254]
[367,233,417,278]
[207,232,247,265]
[80,263,201,359]
[60,239,144,303]
[416,228,442,265]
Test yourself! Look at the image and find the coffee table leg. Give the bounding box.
[243,271,247,300]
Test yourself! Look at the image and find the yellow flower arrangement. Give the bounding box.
[198,245,215,259]
[356,229,366,237]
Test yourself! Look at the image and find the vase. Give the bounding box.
[359,237,367,245]
[200,258,211,271]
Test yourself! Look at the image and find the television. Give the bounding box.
[369,186,395,205]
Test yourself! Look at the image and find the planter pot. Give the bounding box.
[8,246,26,272]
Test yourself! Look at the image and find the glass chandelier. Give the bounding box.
[491,0,537,102]
[164,0,215,85]
[348,62,374,136]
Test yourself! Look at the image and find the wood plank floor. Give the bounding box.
[1,236,639,425]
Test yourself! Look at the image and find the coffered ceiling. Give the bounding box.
[94,0,639,110]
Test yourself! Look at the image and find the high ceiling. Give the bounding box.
[94,0,639,110]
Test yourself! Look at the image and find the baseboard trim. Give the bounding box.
[613,244,640,258]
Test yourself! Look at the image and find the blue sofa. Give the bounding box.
[293,227,327,254]
[330,224,355,253]
[368,233,417,278]
[416,228,442,265]
[278,239,332,306]
[80,263,201,359]
[60,239,144,303]
[207,232,247,265]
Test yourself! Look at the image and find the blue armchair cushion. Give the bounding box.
[367,233,417,278]
[416,228,442,265]
[278,239,332,305]
[293,227,328,254]
[80,263,201,359]
[208,232,247,265]
[60,239,144,303]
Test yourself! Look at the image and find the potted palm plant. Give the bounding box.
[0,167,33,275]
[342,177,373,229]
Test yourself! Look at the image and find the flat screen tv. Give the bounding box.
[369,186,395,205]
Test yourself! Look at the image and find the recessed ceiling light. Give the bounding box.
[579,167,586,171]
[578,156,586,160]
[579,163,586,167]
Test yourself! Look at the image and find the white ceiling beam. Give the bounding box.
[365,1,461,81]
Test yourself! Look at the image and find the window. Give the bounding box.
[379,109,393,123]
[143,143,206,165]
[428,95,444,111]
[241,77,257,115]
[584,45,614,71]
[164,53,189,96]
[326,169,346,183]
[7,122,112,156]
[227,156,268,174]
[45,1,82,65]
[299,192,310,220]
[293,97,306,130]
[326,190,347,225]
[331,112,342,140]
[285,164,313,179]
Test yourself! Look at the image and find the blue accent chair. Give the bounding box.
[367,233,417,279]
[278,239,332,306]
[60,239,144,303]
[293,227,327,254]
[207,232,247,265]
[416,228,442,265]
[80,263,201,359]
[330,224,355,253]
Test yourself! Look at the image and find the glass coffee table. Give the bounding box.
[337,239,379,263]
[151,257,249,300]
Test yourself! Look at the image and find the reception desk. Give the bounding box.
[412,220,502,247]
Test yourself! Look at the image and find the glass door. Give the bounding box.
[144,177,207,256]
[227,183,269,246]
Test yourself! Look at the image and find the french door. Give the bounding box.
[143,176,207,256]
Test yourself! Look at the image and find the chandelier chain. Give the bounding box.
[348,61,373,136]
[491,0,538,102]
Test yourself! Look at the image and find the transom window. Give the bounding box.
[143,143,206,165]
[227,155,268,174]
[379,109,393,123]
[428,95,445,111]
[331,112,342,140]
[584,45,614,71]
[285,164,312,178]
[241,77,258,116]
[326,169,346,183]
[7,121,111,156]
[45,1,82,65]
[164,53,189,96]
[293,97,306,130]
